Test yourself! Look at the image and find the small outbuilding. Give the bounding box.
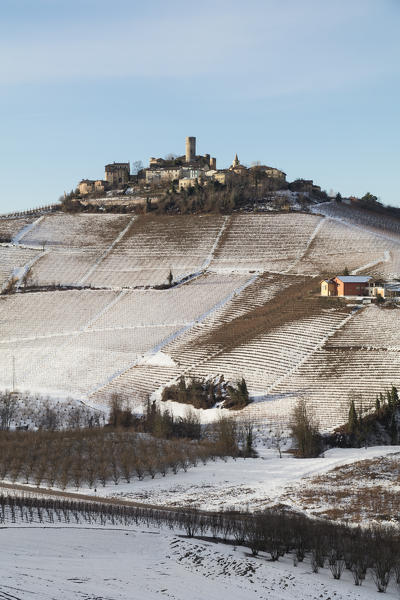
[320,279,337,296]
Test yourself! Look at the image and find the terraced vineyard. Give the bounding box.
[2,208,400,429]
[210,213,322,272]
[293,218,397,275]
[311,201,400,278]
[0,246,41,288]
[86,214,227,288]
[0,215,37,241]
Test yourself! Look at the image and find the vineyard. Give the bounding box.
[1,207,400,430]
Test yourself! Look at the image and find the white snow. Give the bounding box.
[137,351,178,367]
[63,445,398,512]
[0,524,397,599]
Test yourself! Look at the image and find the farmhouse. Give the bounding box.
[321,275,372,297]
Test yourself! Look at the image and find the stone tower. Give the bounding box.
[185,136,196,163]
[232,153,240,168]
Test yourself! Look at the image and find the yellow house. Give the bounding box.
[320,279,337,296]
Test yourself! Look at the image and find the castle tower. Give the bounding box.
[185,136,196,163]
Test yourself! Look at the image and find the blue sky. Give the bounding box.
[0,0,399,212]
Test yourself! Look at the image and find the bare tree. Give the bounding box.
[271,424,285,458]
[131,160,143,176]
[0,391,17,430]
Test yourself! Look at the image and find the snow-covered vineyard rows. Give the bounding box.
[311,201,400,278]
[271,348,400,430]
[327,304,400,349]
[0,215,37,240]
[292,217,398,276]
[19,213,132,249]
[86,213,228,287]
[0,289,118,339]
[0,274,253,397]
[90,273,292,405]
[210,213,322,272]
[314,200,400,240]
[0,246,41,288]
[1,210,400,429]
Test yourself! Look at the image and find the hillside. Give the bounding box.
[1,204,400,430]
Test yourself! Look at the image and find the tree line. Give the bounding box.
[0,393,256,490]
[0,428,227,490]
[327,386,400,448]
[0,493,398,593]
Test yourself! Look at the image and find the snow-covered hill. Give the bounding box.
[1,209,400,430]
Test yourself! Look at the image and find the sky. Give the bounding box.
[0,0,399,213]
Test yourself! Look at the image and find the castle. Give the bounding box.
[77,136,287,196]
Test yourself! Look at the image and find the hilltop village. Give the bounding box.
[67,136,326,214]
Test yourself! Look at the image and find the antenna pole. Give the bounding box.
[12,356,15,392]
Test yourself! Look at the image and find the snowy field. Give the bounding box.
[25,445,394,513]
[0,525,398,600]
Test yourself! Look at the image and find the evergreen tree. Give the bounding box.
[390,415,398,445]
[348,400,358,435]
[390,385,399,407]
[238,377,249,403]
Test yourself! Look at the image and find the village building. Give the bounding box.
[78,179,95,195]
[250,165,287,182]
[78,179,109,196]
[289,179,314,193]
[145,167,182,184]
[94,180,108,193]
[213,170,233,185]
[104,162,130,186]
[229,153,247,175]
[178,178,197,191]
